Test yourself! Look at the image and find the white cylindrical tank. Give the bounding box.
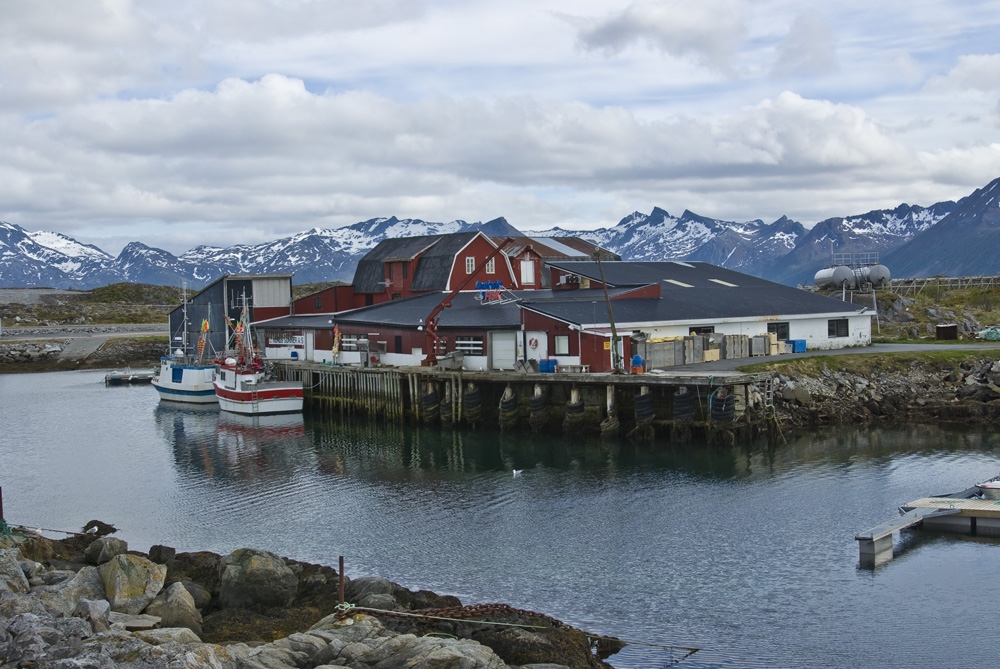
[814,265,855,289]
[868,264,891,286]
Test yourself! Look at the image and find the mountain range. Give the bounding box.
[2,177,998,290]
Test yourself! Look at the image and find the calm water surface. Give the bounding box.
[2,370,1000,668]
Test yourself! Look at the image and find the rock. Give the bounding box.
[149,544,176,564]
[219,548,298,610]
[178,579,212,610]
[145,581,203,633]
[84,536,128,565]
[99,553,167,614]
[72,597,111,633]
[136,626,203,645]
[0,547,30,594]
[108,610,162,629]
[781,386,812,406]
[35,565,105,616]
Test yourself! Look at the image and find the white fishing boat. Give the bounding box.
[152,290,218,404]
[213,296,303,416]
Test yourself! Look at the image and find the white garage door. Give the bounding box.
[490,331,517,370]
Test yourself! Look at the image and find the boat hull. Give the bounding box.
[152,360,218,404]
[214,380,303,415]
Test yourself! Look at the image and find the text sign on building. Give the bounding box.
[475,280,505,303]
[269,334,305,346]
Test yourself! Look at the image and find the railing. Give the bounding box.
[886,275,1000,295]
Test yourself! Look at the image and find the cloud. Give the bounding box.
[574,0,747,72]
[4,75,963,252]
[941,54,1000,92]
[770,9,837,78]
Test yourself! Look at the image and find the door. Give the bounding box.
[490,331,517,370]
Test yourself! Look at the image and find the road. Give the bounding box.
[0,324,168,360]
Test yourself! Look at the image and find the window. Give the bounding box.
[486,258,495,274]
[388,263,393,280]
[455,335,484,355]
[466,256,476,274]
[391,293,401,300]
[828,318,849,337]
[520,259,535,285]
[395,335,403,353]
[554,335,570,355]
[402,263,408,279]
[767,322,790,340]
[314,297,322,310]
[340,335,359,351]
[688,326,715,335]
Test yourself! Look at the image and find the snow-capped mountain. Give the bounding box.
[1,178,997,290]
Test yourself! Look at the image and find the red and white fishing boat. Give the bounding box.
[213,300,303,416]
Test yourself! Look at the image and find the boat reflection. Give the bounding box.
[154,404,307,481]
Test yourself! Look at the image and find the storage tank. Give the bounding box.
[868,264,891,286]
[853,264,891,287]
[814,265,855,289]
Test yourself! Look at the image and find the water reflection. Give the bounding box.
[154,405,307,481]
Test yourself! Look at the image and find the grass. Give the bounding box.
[741,348,1000,377]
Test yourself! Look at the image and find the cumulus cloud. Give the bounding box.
[1,0,1000,252]
[770,9,837,78]
[574,0,747,72]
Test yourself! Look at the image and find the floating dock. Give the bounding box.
[272,361,780,442]
[855,485,999,567]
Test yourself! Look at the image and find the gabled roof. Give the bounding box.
[497,236,618,261]
[409,231,482,292]
[352,231,483,293]
[353,236,440,293]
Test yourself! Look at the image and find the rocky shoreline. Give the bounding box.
[770,355,1000,426]
[0,526,620,668]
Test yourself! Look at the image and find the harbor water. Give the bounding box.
[2,369,1000,668]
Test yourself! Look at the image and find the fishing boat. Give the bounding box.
[213,297,303,415]
[152,291,218,404]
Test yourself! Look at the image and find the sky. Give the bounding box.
[2,0,1000,256]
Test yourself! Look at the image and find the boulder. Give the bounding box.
[145,581,203,633]
[84,536,128,565]
[0,547,30,594]
[72,597,111,633]
[99,553,167,614]
[149,544,176,564]
[219,548,298,610]
[178,579,212,610]
[34,566,105,616]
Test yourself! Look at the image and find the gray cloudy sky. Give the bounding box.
[3,0,999,255]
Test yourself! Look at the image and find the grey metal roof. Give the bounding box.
[521,264,865,326]
[262,261,866,333]
[334,291,523,330]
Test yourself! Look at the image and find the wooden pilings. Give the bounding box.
[274,362,777,443]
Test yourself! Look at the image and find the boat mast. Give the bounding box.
[181,280,189,357]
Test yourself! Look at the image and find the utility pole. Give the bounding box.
[594,252,623,372]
